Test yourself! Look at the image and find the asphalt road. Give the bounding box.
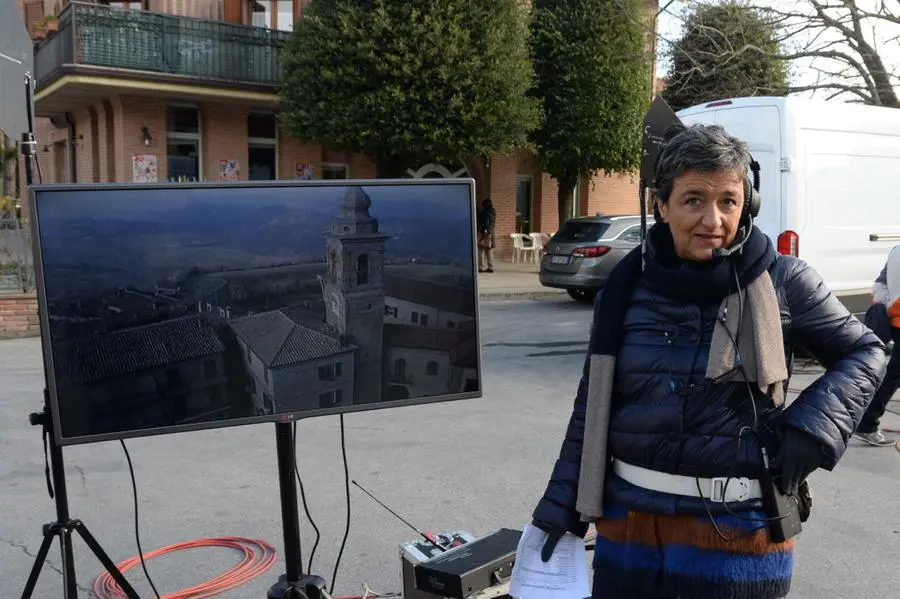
[1,297,898,599]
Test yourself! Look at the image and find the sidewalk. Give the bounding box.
[477,260,565,301]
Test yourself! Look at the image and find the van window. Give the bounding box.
[552,221,611,242]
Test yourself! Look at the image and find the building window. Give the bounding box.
[356,254,369,285]
[318,389,343,408]
[420,313,429,327]
[318,363,342,381]
[167,105,201,182]
[248,112,277,180]
[426,361,439,376]
[203,360,218,379]
[393,358,406,380]
[516,176,533,233]
[411,311,419,324]
[251,0,294,31]
[250,378,257,393]
[447,321,456,329]
[321,163,349,179]
[384,304,398,318]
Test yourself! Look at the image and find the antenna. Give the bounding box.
[351,480,445,552]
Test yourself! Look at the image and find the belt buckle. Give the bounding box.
[710,477,750,503]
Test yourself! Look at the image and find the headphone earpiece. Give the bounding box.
[743,175,761,220]
[744,159,761,220]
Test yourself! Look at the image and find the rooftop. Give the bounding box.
[384,275,476,317]
[53,313,226,389]
[229,306,354,368]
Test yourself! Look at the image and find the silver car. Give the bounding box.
[539,215,644,302]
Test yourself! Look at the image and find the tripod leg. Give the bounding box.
[21,526,59,599]
[73,521,140,599]
[61,528,78,599]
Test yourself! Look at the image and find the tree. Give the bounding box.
[663,1,788,111]
[654,0,899,108]
[279,0,540,176]
[754,0,899,106]
[529,0,651,227]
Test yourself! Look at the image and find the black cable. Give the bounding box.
[693,255,791,540]
[293,421,321,574]
[329,414,351,596]
[120,440,161,599]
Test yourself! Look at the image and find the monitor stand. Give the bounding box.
[267,421,328,599]
[21,390,139,599]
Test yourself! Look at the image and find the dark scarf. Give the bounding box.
[574,223,780,520]
[642,223,776,304]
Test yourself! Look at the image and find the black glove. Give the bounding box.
[531,521,565,562]
[773,426,824,496]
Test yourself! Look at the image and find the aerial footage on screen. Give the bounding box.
[32,181,481,443]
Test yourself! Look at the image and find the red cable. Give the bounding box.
[93,537,277,599]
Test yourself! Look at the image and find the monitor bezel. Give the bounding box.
[28,178,483,447]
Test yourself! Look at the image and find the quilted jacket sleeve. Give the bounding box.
[779,258,888,470]
[530,293,603,538]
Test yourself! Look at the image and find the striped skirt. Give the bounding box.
[591,503,794,599]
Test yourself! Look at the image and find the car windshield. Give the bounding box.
[552,221,611,243]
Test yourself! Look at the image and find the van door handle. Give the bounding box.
[869,234,900,242]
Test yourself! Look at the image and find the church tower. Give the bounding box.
[322,186,390,405]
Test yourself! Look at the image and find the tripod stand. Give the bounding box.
[22,395,139,599]
[18,72,138,599]
[267,421,328,599]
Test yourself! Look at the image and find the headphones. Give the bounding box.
[652,157,761,222]
[743,159,762,220]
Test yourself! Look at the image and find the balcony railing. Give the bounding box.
[34,2,289,91]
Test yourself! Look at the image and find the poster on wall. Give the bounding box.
[218,160,240,181]
[132,154,158,183]
[296,162,314,180]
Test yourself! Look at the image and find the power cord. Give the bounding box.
[293,421,322,574]
[330,414,352,595]
[120,439,162,599]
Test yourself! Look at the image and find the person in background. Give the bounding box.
[477,198,496,273]
[529,124,887,599]
[855,244,900,446]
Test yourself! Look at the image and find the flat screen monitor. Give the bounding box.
[30,179,482,446]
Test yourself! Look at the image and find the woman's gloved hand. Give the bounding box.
[773,426,824,495]
[531,520,565,562]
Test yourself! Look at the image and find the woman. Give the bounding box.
[477,198,496,273]
[530,124,887,599]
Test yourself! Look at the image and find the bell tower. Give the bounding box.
[322,186,390,405]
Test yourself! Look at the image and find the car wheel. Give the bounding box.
[567,288,597,303]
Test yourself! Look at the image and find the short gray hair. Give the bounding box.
[654,124,752,204]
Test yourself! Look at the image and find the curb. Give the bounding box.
[479,289,566,302]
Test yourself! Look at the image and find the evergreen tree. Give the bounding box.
[664,1,789,111]
[280,0,540,176]
[529,0,651,226]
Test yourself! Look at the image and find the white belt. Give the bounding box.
[612,458,763,503]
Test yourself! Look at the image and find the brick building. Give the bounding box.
[18,0,660,260]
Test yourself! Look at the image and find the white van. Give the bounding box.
[677,96,900,315]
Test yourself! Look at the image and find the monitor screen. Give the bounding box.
[30,179,482,446]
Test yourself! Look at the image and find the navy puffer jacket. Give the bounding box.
[532,254,886,536]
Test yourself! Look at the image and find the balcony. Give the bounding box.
[33,2,289,115]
